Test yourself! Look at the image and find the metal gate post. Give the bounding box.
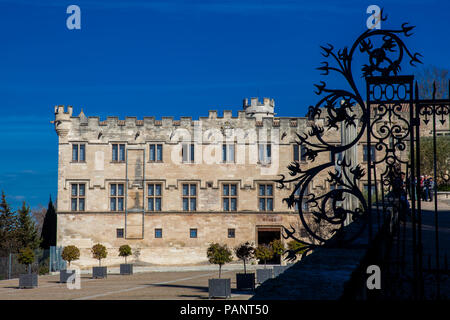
[49,247,53,273]
[8,253,11,280]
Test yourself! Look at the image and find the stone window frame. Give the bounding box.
[109,183,125,212]
[154,228,163,238]
[293,144,307,162]
[258,183,274,212]
[222,182,238,212]
[147,182,162,212]
[362,143,376,163]
[71,183,86,212]
[111,143,126,162]
[149,143,163,162]
[71,143,86,162]
[228,228,235,238]
[258,143,272,164]
[222,143,235,163]
[116,228,124,238]
[181,143,195,163]
[294,185,309,212]
[182,183,197,212]
[190,228,198,238]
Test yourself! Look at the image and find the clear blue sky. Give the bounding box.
[0,0,449,210]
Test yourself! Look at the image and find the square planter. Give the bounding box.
[256,268,273,284]
[273,265,290,278]
[19,274,38,288]
[236,273,255,291]
[60,270,77,283]
[208,278,231,299]
[120,264,133,275]
[92,266,107,279]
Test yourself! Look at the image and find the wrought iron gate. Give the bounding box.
[277,13,449,300]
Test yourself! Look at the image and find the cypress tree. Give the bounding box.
[0,191,18,255]
[15,201,41,250]
[41,197,57,249]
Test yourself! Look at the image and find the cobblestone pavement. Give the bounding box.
[0,269,254,300]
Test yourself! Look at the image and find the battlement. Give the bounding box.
[54,105,73,116]
[243,97,275,120]
[52,100,314,143]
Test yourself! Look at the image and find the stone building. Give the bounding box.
[52,98,448,267]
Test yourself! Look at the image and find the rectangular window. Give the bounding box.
[182,183,197,211]
[182,143,195,163]
[71,183,86,211]
[300,145,306,162]
[228,228,235,238]
[222,144,235,163]
[258,143,271,163]
[72,144,86,162]
[116,228,124,238]
[190,228,198,238]
[222,183,237,212]
[110,183,125,211]
[149,144,163,162]
[148,183,162,211]
[294,187,309,211]
[258,183,274,211]
[112,144,126,162]
[293,144,306,162]
[364,184,377,203]
[363,144,376,162]
[155,228,162,238]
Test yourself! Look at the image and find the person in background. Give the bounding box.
[428,177,435,202]
[420,176,425,201]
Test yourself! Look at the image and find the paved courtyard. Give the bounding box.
[0,269,254,300]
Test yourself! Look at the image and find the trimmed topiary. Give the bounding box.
[91,243,107,266]
[61,245,80,268]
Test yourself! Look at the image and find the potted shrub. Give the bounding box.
[91,243,108,278]
[255,244,274,284]
[60,245,80,283]
[207,243,233,298]
[119,244,133,275]
[18,247,38,288]
[270,239,289,277]
[234,242,255,290]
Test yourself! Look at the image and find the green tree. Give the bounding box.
[61,245,80,268]
[419,136,450,184]
[287,240,307,259]
[40,197,57,249]
[18,247,35,274]
[15,201,41,250]
[255,244,274,268]
[270,239,285,260]
[207,243,233,278]
[118,244,132,264]
[0,191,18,255]
[234,242,255,274]
[91,243,108,266]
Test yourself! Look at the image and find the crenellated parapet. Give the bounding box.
[52,103,312,144]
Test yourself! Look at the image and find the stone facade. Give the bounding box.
[52,98,449,268]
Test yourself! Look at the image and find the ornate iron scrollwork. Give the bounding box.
[277,16,422,261]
